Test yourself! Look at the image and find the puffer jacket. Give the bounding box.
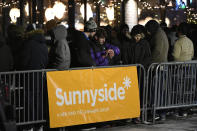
[91,43,120,66]
[172,35,194,62]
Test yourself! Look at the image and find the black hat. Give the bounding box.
[131,24,146,36]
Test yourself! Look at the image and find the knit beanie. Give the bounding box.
[84,18,97,32]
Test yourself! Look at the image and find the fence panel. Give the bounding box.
[135,64,146,122]
[144,63,159,123]
[0,69,55,130]
[146,62,197,124]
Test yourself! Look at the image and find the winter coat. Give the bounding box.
[91,43,120,66]
[118,35,135,65]
[134,39,151,68]
[69,30,96,67]
[150,28,169,63]
[0,35,13,72]
[48,25,71,69]
[21,30,48,70]
[6,25,24,70]
[172,35,194,62]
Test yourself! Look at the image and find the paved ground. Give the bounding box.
[95,116,197,131]
[93,114,197,131]
[61,113,197,131]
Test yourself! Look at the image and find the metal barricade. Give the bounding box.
[135,64,146,122]
[144,63,159,123]
[145,62,197,124]
[0,69,55,130]
[0,64,146,129]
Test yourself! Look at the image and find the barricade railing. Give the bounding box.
[135,64,146,122]
[2,62,197,128]
[0,64,145,130]
[144,63,159,123]
[0,69,55,129]
[145,62,197,124]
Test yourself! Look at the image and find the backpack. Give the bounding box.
[0,80,16,131]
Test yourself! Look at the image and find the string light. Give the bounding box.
[53,1,66,19]
[9,8,20,23]
[45,8,55,21]
[106,6,114,21]
[80,3,93,20]
[0,1,19,8]
[25,3,29,16]
[138,1,168,11]
[186,7,197,24]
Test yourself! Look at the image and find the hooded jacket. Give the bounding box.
[48,25,71,69]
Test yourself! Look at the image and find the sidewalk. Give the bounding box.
[95,115,197,131]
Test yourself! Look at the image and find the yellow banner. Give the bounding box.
[47,66,140,128]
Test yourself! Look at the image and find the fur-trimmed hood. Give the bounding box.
[25,29,45,44]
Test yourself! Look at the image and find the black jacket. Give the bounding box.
[69,30,96,67]
[134,39,151,68]
[0,36,13,72]
[6,25,24,70]
[21,30,48,70]
[118,35,135,65]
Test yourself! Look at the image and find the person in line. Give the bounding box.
[6,24,24,70]
[91,28,120,66]
[21,24,48,70]
[19,24,48,131]
[145,20,169,63]
[69,18,97,67]
[118,24,135,65]
[0,33,13,72]
[48,24,71,70]
[131,24,151,68]
[145,20,169,121]
[172,22,194,62]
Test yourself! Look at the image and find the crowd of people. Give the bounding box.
[0,18,196,72]
[0,19,197,130]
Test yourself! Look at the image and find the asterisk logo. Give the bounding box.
[123,76,131,90]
